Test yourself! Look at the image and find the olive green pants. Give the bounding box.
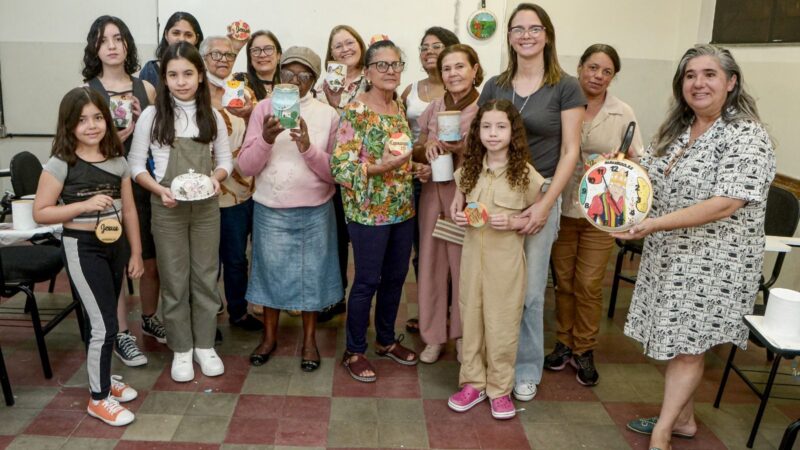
[151,195,220,352]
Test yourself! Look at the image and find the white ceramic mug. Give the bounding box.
[12,199,37,230]
[437,111,462,142]
[431,153,455,182]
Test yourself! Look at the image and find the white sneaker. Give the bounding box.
[194,347,225,377]
[455,338,463,364]
[110,375,137,402]
[171,350,195,382]
[419,344,443,364]
[513,381,537,402]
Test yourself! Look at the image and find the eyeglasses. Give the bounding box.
[332,40,358,53]
[419,43,445,53]
[367,61,406,73]
[205,51,236,62]
[280,69,315,84]
[250,45,276,57]
[508,25,546,38]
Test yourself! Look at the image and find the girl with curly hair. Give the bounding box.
[447,99,544,420]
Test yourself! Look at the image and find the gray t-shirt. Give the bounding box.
[478,73,586,178]
[43,156,130,224]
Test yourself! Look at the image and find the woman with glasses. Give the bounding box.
[316,25,369,324]
[478,3,586,402]
[331,39,421,383]
[317,25,368,110]
[238,47,342,372]
[139,11,204,89]
[233,30,282,101]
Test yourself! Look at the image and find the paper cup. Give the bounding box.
[12,199,37,230]
[326,62,346,92]
[431,153,454,182]
[437,111,462,142]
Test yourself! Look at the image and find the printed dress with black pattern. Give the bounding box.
[623,117,776,360]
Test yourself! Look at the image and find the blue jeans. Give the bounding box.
[515,195,561,385]
[220,199,253,322]
[345,219,414,353]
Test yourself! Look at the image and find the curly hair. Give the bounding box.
[460,100,531,195]
[82,16,140,81]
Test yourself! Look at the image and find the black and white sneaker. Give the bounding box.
[141,314,167,344]
[114,331,147,367]
[571,350,599,386]
[544,341,572,371]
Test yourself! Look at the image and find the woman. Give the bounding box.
[414,44,483,363]
[317,25,368,110]
[478,2,585,401]
[331,39,420,382]
[545,44,643,386]
[238,47,342,371]
[402,27,459,331]
[617,44,775,450]
[81,15,163,368]
[316,25,368,323]
[200,35,262,332]
[139,11,204,88]
[233,30,282,101]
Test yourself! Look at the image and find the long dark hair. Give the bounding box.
[460,100,531,194]
[82,15,140,81]
[155,12,203,59]
[244,30,283,100]
[151,42,217,146]
[497,3,563,88]
[52,87,123,165]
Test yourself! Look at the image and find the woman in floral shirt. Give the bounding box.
[331,38,423,383]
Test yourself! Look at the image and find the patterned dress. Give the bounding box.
[624,117,775,360]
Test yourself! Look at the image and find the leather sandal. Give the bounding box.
[250,341,277,367]
[342,351,377,383]
[375,335,418,366]
[301,347,321,372]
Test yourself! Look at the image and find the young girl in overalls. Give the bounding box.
[128,42,232,383]
[447,100,544,420]
[33,87,144,426]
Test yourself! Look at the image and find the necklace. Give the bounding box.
[512,77,540,113]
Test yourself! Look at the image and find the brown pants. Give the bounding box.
[551,216,614,355]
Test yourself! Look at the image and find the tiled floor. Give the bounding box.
[0,250,798,449]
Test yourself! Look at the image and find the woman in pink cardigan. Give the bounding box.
[238,47,342,372]
[413,44,483,364]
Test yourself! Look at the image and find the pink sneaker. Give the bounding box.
[490,395,516,419]
[448,385,487,412]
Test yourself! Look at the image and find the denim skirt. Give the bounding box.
[246,200,343,311]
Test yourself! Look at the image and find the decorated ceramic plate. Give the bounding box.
[464,202,489,228]
[170,169,216,202]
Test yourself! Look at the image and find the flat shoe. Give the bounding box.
[342,351,376,383]
[405,317,420,333]
[626,417,695,439]
[375,335,418,366]
[250,342,277,367]
[301,347,321,372]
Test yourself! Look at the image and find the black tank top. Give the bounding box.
[87,77,150,155]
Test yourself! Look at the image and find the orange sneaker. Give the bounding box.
[87,396,135,426]
[110,375,138,403]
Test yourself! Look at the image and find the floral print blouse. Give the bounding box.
[331,100,415,226]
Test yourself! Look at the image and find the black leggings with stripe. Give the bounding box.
[61,229,125,400]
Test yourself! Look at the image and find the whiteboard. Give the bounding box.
[0,0,507,136]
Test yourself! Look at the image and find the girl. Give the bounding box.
[414,44,483,364]
[447,100,544,420]
[128,42,232,383]
[478,2,585,402]
[139,11,204,89]
[82,15,165,368]
[33,87,144,427]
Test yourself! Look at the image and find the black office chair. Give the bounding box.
[0,245,85,379]
[606,238,644,318]
[0,151,43,223]
[779,418,800,450]
[0,345,13,406]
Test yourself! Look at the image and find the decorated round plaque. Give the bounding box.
[464,202,489,228]
[467,1,498,40]
[578,123,652,232]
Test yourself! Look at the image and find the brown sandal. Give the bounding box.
[375,335,418,366]
[342,351,377,383]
